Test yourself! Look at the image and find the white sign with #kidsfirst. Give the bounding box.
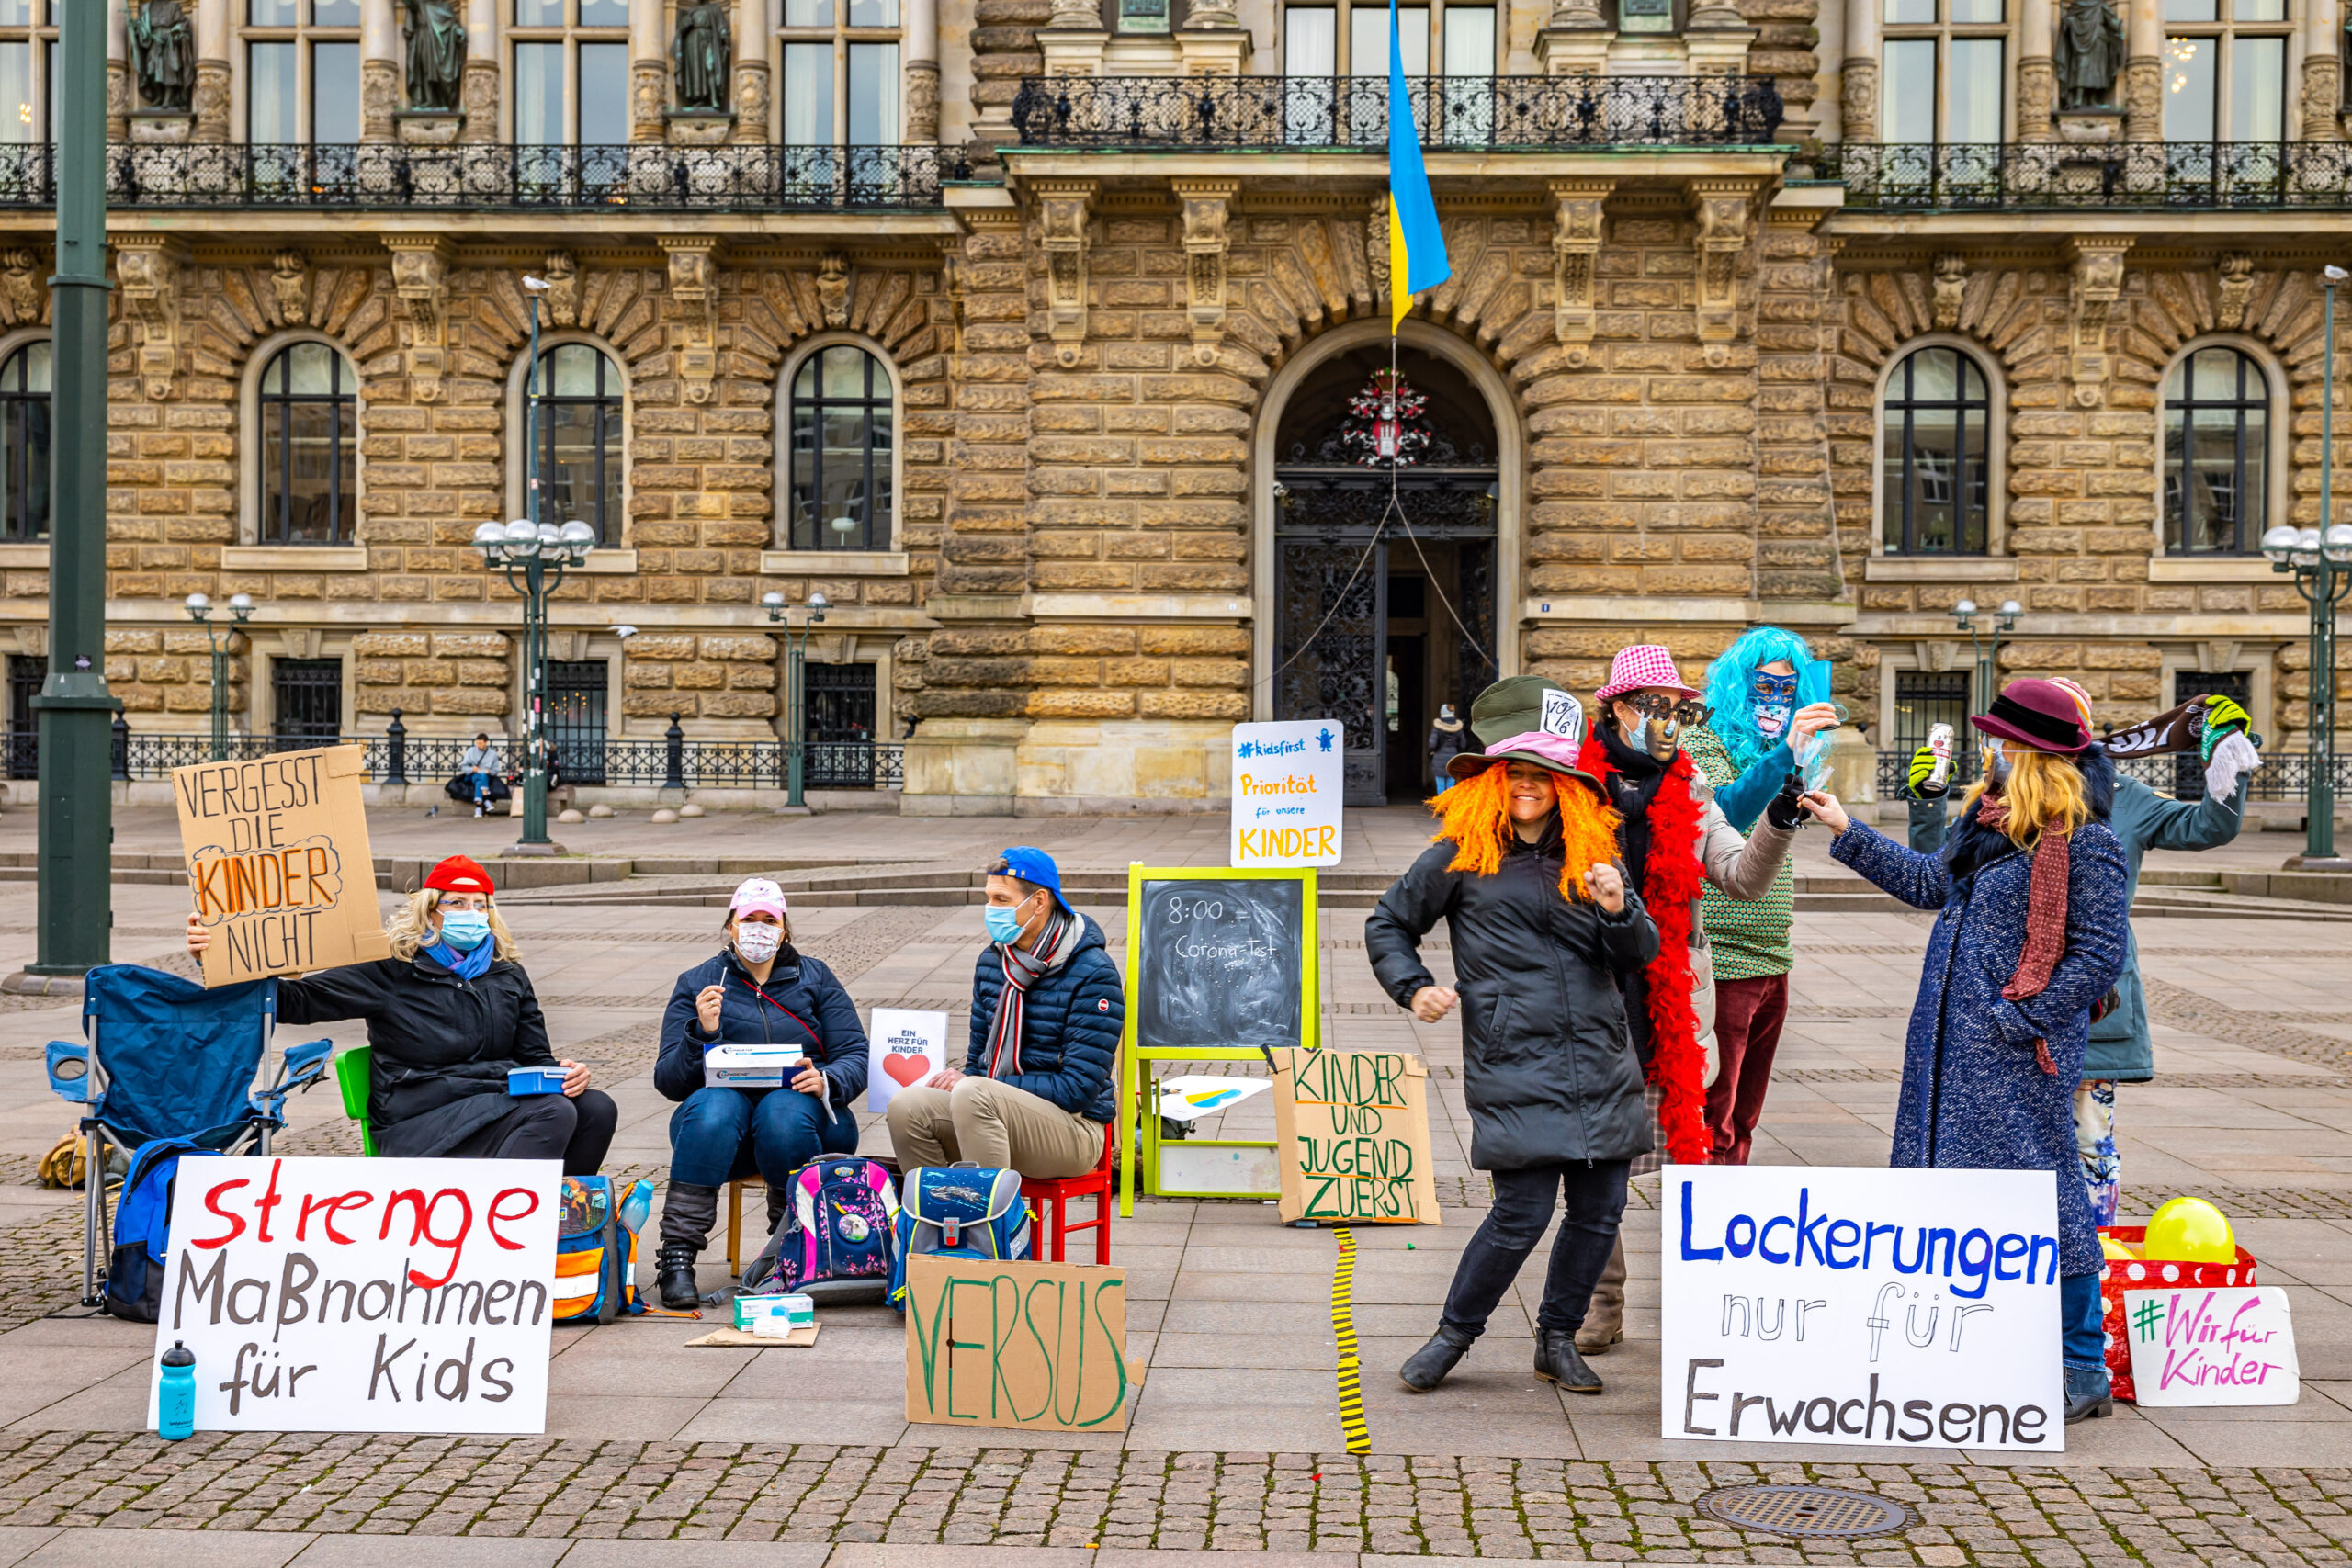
[1662,1166,2065,1453]
[1229,720,1343,869]
[147,1156,560,1434]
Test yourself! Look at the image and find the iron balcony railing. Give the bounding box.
[0,142,964,211]
[1834,141,2352,210]
[1012,73,1786,150]
[2,715,904,792]
[1875,749,2352,804]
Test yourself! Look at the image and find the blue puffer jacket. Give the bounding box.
[656,945,869,1109]
[965,915,1122,1124]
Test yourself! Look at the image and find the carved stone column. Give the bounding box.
[2066,236,2132,407]
[734,0,773,141]
[1172,178,1238,367]
[902,0,938,141]
[1840,0,1880,141]
[1035,180,1094,369]
[2303,0,2343,140]
[106,0,128,142]
[2124,0,2162,138]
[1550,178,1611,367]
[193,0,231,142]
[660,237,723,406]
[1688,179,1758,364]
[2017,0,2055,140]
[630,0,668,143]
[384,235,456,404]
[361,0,400,142]
[461,0,500,142]
[114,236,187,400]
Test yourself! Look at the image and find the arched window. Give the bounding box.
[0,339,48,542]
[530,342,623,546]
[787,344,892,551]
[2164,345,2268,556]
[1880,345,1991,556]
[258,341,356,546]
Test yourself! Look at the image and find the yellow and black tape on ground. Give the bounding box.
[1331,1224,1370,1454]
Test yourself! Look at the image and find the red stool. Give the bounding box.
[1023,1120,1115,1264]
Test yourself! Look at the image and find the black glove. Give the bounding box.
[1765,771,1807,830]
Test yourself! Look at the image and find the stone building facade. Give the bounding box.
[0,0,2338,810]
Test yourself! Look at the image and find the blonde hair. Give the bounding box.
[386,887,521,963]
[1961,746,2093,849]
[1430,761,1623,903]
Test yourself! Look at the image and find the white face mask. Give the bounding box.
[734,923,783,964]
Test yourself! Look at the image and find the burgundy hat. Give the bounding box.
[1973,677,2096,755]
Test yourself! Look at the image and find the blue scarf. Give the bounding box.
[424,937,497,981]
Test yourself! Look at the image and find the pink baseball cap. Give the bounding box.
[729,877,788,919]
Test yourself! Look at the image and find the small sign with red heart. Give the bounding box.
[866,1008,949,1112]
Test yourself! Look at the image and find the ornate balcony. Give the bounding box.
[0,142,966,211]
[1011,73,1786,150]
[1835,141,2352,210]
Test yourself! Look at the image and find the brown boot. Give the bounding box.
[1576,1235,1625,1356]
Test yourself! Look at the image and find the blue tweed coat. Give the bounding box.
[1831,753,2130,1280]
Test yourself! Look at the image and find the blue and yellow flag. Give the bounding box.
[1385,0,1449,332]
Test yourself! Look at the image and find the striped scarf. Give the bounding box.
[984,909,1075,1078]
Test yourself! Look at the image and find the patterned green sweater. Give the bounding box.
[1685,726,1793,981]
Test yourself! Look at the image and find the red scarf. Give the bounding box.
[1976,793,2071,1077]
[1578,737,1712,1165]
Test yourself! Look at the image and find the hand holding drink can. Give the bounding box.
[1928,722,1954,788]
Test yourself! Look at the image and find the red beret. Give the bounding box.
[424,854,495,896]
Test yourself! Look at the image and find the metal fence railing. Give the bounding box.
[1875,749,2352,804]
[1,714,904,792]
[1833,141,2352,211]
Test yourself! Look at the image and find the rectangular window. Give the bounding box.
[2161,0,2216,18]
[0,0,28,24]
[1947,37,2002,141]
[579,41,627,141]
[2230,36,2283,140]
[514,0,562,23]
[1883,0,1933,23]
[248,40,297,142]
[513,41,563,144]
[271,660,343,740]
[1442,6,1494,73]
[848,43,898,141]
[1949,0,2002,20]
[1285,6,1336,71]
[2163,37,2216,140]
[250,0,298,21]
[1351,6,1427,73]
[1894,671,1971,750]
[2235,0,2284,18]
[1620,0,1673,31]
[0,42,28,145]
[1882,39,1936,141]
[785,0,834,23]
[578,0,628,21]
[311,0,360,22]
[784,42,834,142]
[1116,0,1171,31]
[311,41,358,143]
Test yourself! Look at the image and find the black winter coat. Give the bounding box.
[277,953,556,1157]
[655,945,869,1109]
[1364,817,1661,1169]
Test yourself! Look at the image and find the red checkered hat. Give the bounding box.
[1593,645,1702,704]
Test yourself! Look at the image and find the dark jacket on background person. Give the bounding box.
[1429,724,1468,774]
[655,946,870,1108]
[277,954,556,1157]
[1364,815,1662,1170]
[966,914,1123,1124]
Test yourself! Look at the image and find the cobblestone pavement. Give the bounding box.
[0,1433,2337,1563]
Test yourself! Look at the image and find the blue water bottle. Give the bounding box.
[157,1341,196,1440]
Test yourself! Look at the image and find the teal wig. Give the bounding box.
[1702,626,1831,774]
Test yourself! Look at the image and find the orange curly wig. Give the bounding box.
[1428,761,1623,903]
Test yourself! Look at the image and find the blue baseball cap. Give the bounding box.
[992,846,1072,917]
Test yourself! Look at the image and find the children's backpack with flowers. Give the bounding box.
[742,1156,899,1304]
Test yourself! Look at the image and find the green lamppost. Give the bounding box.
[1951,596,2022,719]
[475,517,596,852]
[184,592,252,761]
[763,589,828,811]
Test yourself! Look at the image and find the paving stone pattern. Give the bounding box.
[0,1435,2343,1562]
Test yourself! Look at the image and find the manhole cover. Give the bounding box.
[1693,1484,1917,1540]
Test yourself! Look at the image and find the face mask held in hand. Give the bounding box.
[983,902,1030,946]
[437,910,492,952]
[734,922,782,964]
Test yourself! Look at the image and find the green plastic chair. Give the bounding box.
[334,1044,376,1157]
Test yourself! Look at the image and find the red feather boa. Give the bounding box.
[1578,738,1713,1165]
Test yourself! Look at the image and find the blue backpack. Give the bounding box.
[888,1163,1032,1312]
[553,1175,653,1325]
[742,1156,900,1304]
[106,1137,218,1324]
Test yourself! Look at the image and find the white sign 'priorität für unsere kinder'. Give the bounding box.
[1229,721,1343,869]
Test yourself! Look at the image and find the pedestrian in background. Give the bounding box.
[1428,704,1468,794]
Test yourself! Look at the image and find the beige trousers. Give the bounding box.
[886,1076,1104,1179]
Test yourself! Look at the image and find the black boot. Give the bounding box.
[656,1181,719,1310]
[1398,1324,1475,1393]
[656,1241,702,1310]
[2064,1365,2111,1424]
[1536,1329,1602,1393]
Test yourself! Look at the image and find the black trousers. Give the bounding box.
[442,1089,618,1176]
[1442,1160,1631,1338]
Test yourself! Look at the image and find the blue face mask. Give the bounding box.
[983,901,1030,946]
[438,910,492,952]
[1984,741,2013,788]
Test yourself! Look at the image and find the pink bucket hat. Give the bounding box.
[729,876,788,919]
[1594,645,1702,705]
[1447,728,1604,795]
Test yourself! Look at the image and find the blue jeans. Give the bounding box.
[667,1084,858,1189]
[2061,1272,2107,1374]
[468,772,492,803]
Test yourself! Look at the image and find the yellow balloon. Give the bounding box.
[2143,1196,2235,1264]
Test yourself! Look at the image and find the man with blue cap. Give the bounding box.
[885,846,1122,1179]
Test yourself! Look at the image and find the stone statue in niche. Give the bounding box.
[673,1,733,112]
[2056,0,2126,110]
[401,0,468,112]
[128,0,197,112]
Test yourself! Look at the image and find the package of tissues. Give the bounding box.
[506,1066,568,1096]
[703,1045,808,1089]
[734,1293,815,1337]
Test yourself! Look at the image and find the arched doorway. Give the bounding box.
[1268,344,1500,806]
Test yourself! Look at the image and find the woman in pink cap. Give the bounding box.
[650,875,870,1309]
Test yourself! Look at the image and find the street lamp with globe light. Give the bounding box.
[763,589,829,810]
[475,515,596,852]
[2261,520,2352,867]
[183,592,253,761]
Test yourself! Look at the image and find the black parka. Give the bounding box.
[277,953,555,1157]
[1365,815,1661,1169]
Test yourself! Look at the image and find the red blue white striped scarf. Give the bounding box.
[984,910,1074,1078]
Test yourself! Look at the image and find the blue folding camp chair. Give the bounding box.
[43,964,333,1306]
